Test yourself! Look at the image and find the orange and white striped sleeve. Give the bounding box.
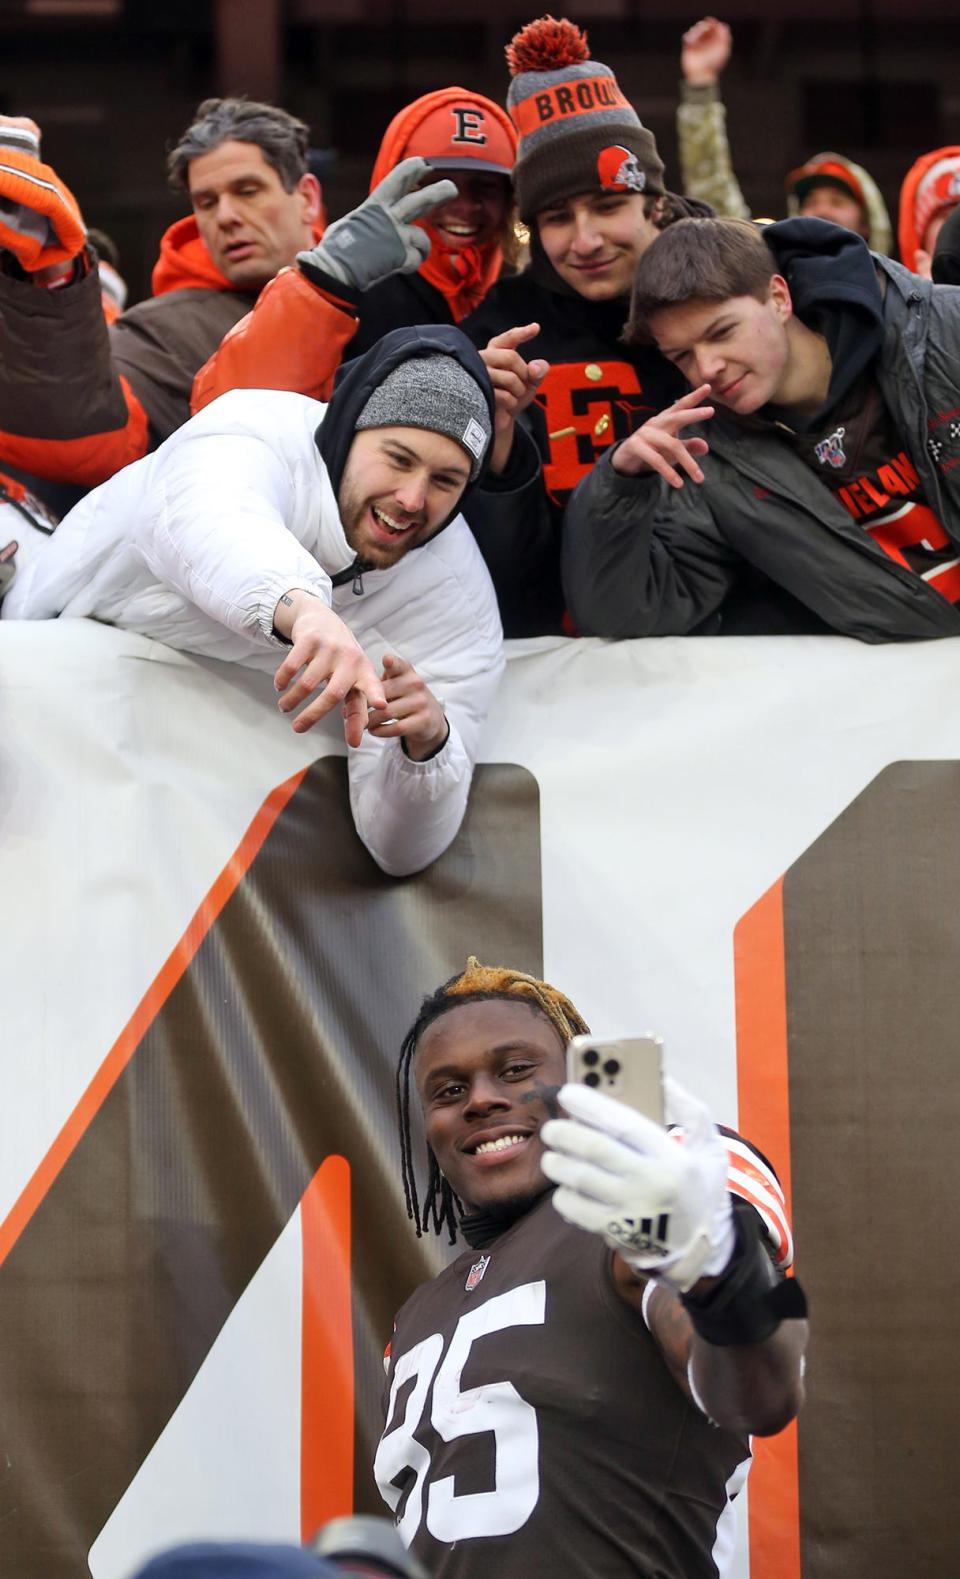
[720,1131,793,1271]
[668,1122,794,1270]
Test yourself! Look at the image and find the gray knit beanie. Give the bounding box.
[505,16,664,222]
[355,354,492,480]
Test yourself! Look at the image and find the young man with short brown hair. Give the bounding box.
[563,213,960,641]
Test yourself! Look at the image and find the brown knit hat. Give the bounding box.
[505,15,664,222]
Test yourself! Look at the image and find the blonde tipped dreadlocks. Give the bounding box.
[397,958,590,1243]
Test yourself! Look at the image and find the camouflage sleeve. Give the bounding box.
[676,81,752,220]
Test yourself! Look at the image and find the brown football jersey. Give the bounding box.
[375,1192,753,1578]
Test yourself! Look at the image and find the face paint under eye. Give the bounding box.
[519,1078,562,1119]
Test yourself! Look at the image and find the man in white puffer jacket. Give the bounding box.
[3,325,506,877]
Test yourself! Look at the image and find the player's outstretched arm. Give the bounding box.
[637,1223,807,1437]
[542,1078,807,1436]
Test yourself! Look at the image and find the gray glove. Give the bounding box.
[298,156,457,294]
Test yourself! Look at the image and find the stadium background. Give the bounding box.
[0,0,957,299]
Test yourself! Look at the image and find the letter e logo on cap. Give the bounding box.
[452,107,487,146]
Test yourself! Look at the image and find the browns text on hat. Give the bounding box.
[504,15,664,221]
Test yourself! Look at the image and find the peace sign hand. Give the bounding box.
[611,385,715,489]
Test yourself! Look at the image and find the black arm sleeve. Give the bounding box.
[464,422,564,636]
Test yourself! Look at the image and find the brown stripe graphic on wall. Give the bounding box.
[0,758,542,1578]
[739,762,960,1579]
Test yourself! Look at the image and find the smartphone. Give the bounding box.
[566,1034,664,1124]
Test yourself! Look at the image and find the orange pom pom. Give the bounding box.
[505,15,590,77]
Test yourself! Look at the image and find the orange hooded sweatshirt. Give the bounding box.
[151,215,239,296]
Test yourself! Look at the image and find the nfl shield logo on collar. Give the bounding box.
[814,425,847,469]
[465,1254,490,1292]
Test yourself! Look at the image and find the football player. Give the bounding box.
[375,959,807,1578]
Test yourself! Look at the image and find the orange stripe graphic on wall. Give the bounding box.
[0,758,543,1579]
[734,878,801,1579]
[300,1154,354,1540]
[0,768,308,1268]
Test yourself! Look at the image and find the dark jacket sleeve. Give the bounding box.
[462,421,561,634]
[0,254,135,467]
[0,259,249,486]
[561,448,744,637]
[348,272,453,358]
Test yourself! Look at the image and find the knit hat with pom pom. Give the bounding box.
[505,15,664,221]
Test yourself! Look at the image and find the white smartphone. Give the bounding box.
[566,1034,664,1124]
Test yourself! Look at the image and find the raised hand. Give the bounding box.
[367,654,449,760]
[297,157,457,294]
[0,115,42,155]
[610,384,714,488]
[681,16,733,87]
[479,323,550,474]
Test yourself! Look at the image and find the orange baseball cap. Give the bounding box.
[402,98,516,177]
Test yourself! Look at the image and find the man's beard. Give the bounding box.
[341,499,426,567]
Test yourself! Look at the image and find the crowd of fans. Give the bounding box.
[1,8,954,1575]
[2,10,959,661]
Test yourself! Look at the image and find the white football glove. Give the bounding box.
[297,156,456,293]
[540,1077,735,1292]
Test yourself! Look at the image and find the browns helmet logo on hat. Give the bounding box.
[597,144,646,194]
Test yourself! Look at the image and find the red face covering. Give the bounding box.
[414,218,504,322]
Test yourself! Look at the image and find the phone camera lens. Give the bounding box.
[582,1049,600,1067]
[584,1071,600,1088]
[603,1059,620,1076]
